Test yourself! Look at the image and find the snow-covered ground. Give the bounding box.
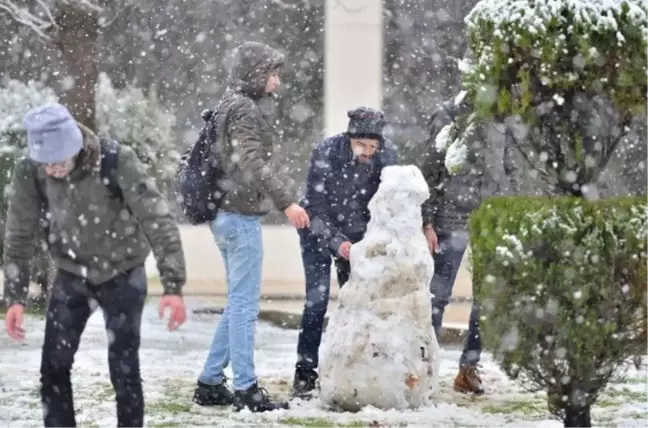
[1,298,646,428]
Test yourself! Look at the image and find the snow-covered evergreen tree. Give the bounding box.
[444,0,647,197]
[96,72,179,191]
[462,2,647,428]
[0,78,58,156]
[0,75,178,189]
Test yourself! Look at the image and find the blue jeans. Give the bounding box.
[199,212,263,390]
[430,231,482,368]
[295,228,351,373]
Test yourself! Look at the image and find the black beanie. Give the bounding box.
[347,107,386,140]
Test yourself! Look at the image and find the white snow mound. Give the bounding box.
[319,164,441,411]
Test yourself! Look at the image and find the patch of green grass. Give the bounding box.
[278,417,397,427]
[148,400,192,415]
[611,376,645,385]
[596,397,619,408]
[28,385,40,398]
[615,388,647,402]
[145,379,200,420]
[149,422,183,428]
[92,382,114,402]
[481,397,546,416]
[0,393,39,411]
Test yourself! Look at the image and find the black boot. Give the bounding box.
[233,383,289,412]
[292,369,319,399]
[192,378,234,406]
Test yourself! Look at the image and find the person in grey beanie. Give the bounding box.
[291,106,398,399]
[3,102,187,427]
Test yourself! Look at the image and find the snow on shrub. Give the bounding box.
[469,195,648,427]
[442,0,647,189]
[458,4,647,427]
[96,73,178,190]
[0,78,58,156]
[0,75,178,190]
[463,0,646,116]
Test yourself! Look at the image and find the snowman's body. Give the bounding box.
[319,165,441,411]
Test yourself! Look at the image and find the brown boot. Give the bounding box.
[453,366,485,395]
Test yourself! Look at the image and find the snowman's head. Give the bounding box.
[369,165,430,215]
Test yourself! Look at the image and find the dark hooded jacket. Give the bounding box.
[420,98,520,235]
[299,133,398,253]
[213,41,294,215]
[3,123,186,307]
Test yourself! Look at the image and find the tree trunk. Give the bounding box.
[564,405,592,427]
[55,2,100,132]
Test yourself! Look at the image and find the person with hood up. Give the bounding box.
[291,107,398,399]
[3,103,187,427]
[192,41,309,412]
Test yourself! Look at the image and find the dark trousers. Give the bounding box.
[430,231,482,368]
[41,266,147,427]
[295,230,351,373]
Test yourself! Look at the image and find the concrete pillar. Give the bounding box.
[324,0,383,137]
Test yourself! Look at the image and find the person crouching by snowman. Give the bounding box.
[291,107,398,399]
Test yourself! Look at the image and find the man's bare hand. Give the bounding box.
[5,304,25,341]
[284,203,310,229]
[424,225,439,254]
[338,241,352,260]
[159,295,187,331]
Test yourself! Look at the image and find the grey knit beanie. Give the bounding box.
[347,106,386,140]
[23,103,83,164]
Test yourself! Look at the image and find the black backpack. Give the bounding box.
[175,108,229,225]
[98,138,124,202]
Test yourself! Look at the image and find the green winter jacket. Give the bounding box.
[214,41,295,215]
[2,125,186,306]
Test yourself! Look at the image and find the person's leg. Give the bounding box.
[294,230,333,379]
[95,266,147,427]
[459,300,482,368]
[222,213,263,391]
[431,231,485,394]
[430,232,467,340]
[194,213,235,406]
[293,231,333,398]
[454,299,485,394]
[219,213,286,412]
[40,270,94,427]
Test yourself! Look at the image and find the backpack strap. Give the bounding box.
[99,138,124,202]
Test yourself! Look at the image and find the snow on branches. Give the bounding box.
[0,0,132,41]
[0,78,58,155]
[96,73,178,184]
[461,0,647,119]
[465,0,647,42]
[0,75,178,185]
[441,0,647,179]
